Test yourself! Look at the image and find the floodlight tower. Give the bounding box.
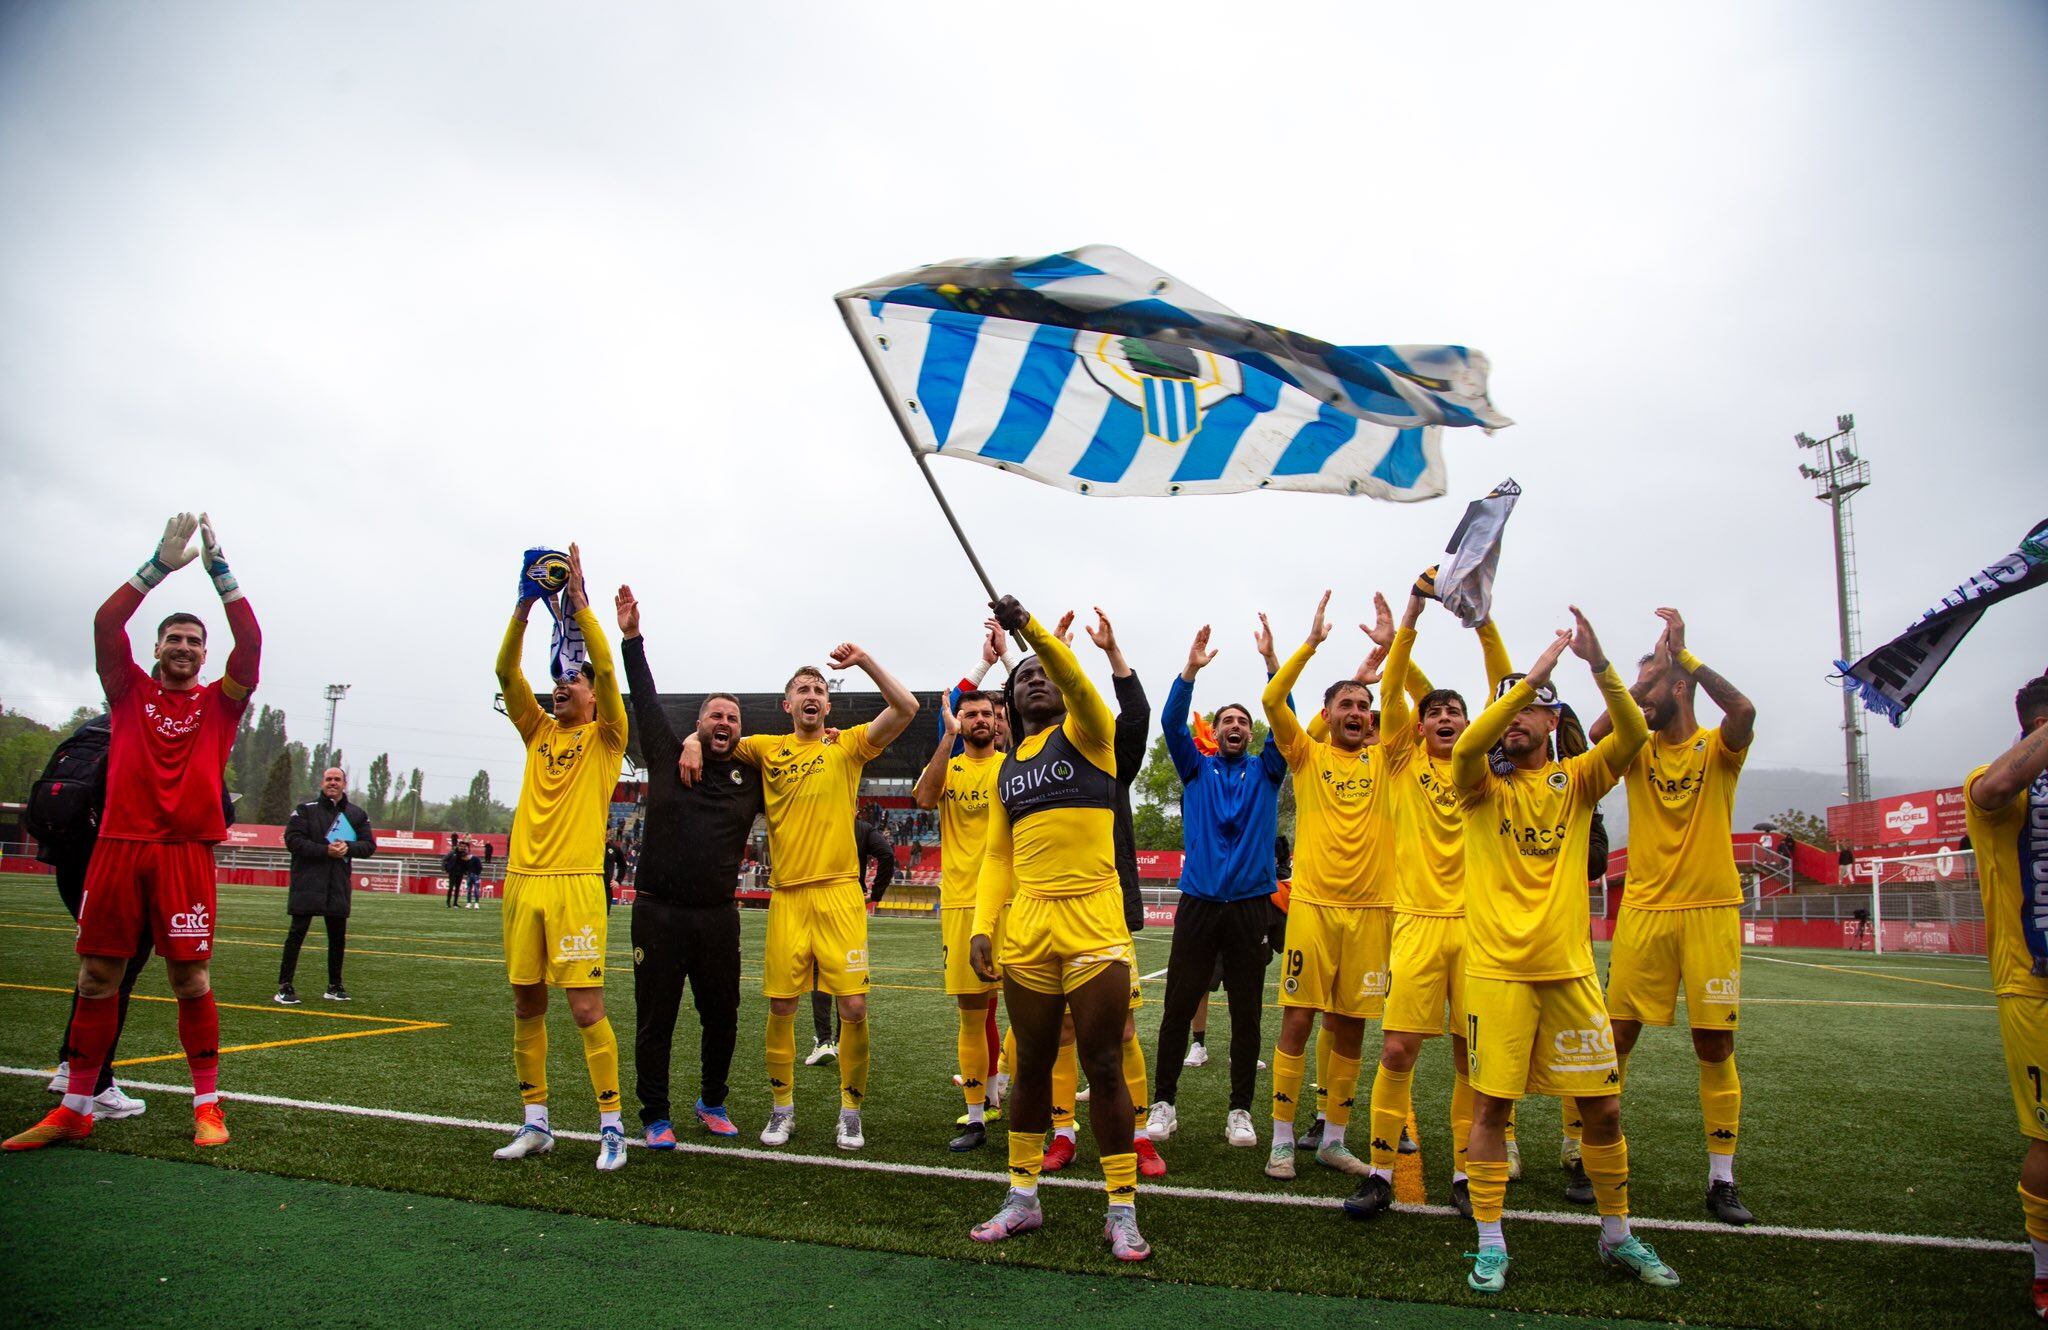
[323,683,352,755]
[1794,414,1872,804]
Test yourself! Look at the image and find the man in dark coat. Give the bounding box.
[275,767,375,1003]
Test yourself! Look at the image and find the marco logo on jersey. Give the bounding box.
[144,699,204,741]
[942,784,990,809]
[556,925,601,962]
[1501,817,1569,859]
[768,750,829,782]
[168,903,211,937]
[1648,767,1703,800]
[1321,768,1375,801]
[538,735,586,776]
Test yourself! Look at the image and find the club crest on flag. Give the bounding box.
[1080,334,1242,447]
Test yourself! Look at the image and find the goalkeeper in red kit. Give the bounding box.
[7,513,260,1151]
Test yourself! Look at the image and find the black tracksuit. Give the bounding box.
[622,635,762,1123]
[1111,671,1150,931]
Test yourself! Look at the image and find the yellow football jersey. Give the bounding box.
[1454,669,1645,982]
[938,751,1003,909]
[737,724,883,889]
[1265,640,1397,909]
[498,608,629,876]
[1967,764,2048,999]
[1620,726,1747,910]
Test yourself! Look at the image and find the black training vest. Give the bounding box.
[997,724,1118,825]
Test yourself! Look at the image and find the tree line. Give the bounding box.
[0,703,513,835]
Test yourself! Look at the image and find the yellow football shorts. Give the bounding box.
[764,879,870,999]
[1383,911,1465,1037]
[1001,885,1134,997]
[942,905,1005,996]
[1277,900,1391,1019]
[1605,904,1742,1030]
[2000,995,2048,1142]
[502,870,609,988]
[1464,973,1619,1101]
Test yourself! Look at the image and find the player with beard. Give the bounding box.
[684,640,918,1151]
[1451,609,1677,1293]
[615,585,762,1147]
[1589,608,1757,1225]
[9,514,258,1152]
[913,686,1005,1150]
[1345,583,1512,1220]
[489,544,631,1171]
[1259,591,1399,1183]
[968,596,1149,1262]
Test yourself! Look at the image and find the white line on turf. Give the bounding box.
[1140,968,1170,981]
[0,1064,2017,1254]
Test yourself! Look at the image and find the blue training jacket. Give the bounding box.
[1162,673,1285,902]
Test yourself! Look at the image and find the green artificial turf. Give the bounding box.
[0,876,2030,1327]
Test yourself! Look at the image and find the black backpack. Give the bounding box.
[26,715,112,852]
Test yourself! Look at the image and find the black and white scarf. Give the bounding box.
[1838,518,2048,725]
[2021,767,2048,976]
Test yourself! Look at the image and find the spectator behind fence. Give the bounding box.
[465,843,484,908]
[442,838,468,908]
[276,767,375,1003]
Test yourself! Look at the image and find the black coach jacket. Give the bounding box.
[284,796,376,917]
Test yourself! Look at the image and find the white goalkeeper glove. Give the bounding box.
[199,512,243,603]
[130,513,200,593]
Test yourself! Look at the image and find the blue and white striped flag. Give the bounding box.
[836,245,1510,500]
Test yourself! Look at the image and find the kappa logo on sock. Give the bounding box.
[769,1077,788,1090]
[1709,1128,1736,1141]
[1109,1182,1137,1200]
[845,1086,864,1101]
[1009,1165,1034,1179]
[519,1082,537,1093]
[1371,1137,1394,1153]
[599,1089,619,1103]
[963,1078,982,1089]
[1273,1092,1293,1105]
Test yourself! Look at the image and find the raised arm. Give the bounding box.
[561,545,625,748]
[992,595,1114,754]
[1573,607,1649,777]
[1659,608,1755,751]
[496,601,544,740]
[1378,593,1421,755]
[1263,592,1333,762]
[97,514,203,700]
[615,584,681,772]
[1165,627,1215,783]
[912,693,960,810]
[1588,617,1669,745]
[1477,617,1513,695]
[198,514,260,698]
[1971,719,2048,812]
[829,642,920,748]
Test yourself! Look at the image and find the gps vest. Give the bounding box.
[998,725,1118,824]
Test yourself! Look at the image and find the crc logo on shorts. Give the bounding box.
[1361,968,1390,998]
[1704,973,1740,1002]
[1549,1017,1618,1077]
[1546,770,1568,792]
[557,925,601,962]
[168,904,211,938]
[845,948,869,973]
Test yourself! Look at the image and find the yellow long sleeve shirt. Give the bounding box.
[497,606,628,875]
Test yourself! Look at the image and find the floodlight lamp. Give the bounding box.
[1836,413,1854,432]
[1794,432,1815,448]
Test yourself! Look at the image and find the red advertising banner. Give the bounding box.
[1828,787,1967,849]
[219,825,509,857]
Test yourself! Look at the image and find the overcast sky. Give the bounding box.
[3,1,2043,811]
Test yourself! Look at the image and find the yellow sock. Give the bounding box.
[1699,1055,1740,1156]
[1468,1158,1509,1223]
[839,1016,870,1111]
[577,1017,620,1117]
[2020,1183,2048,1242]
[1050,1040,1078,1130]
[1102,1151,1138,1208]
[766,1010,796,1108]
[1313,1026,1332,1118]
[1272,1047,1306,1130]
[958,1010,989,1107]
[1367,1062,1411,1167]
[1002,1027,1015,1080]
[1325,1050,1362,1129]
[1618,1050,1630,1096]
[1121,1034,1148,1120]
[1007,1130,1043,1195]
[514,1014,548,1105]
[1563,1097,1583,1144]
[1580,1135,1631,1217]
[1451,1069,1474,1175]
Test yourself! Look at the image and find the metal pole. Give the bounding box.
[1823,451,1861,804]
[1869,859,1883,956]
[323,683,350,756]
[837,298,1000,602]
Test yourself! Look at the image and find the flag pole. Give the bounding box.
[837,299,1000,601]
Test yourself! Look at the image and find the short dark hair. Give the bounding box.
[785,666,826,694]
[2018,675,2048,728]
[698,691,741,717]
[1417,688,1467,720]
[1323,679,1371,709]
[956,690,997,712]
[1214,702,1253,727]
[156,612,206,642]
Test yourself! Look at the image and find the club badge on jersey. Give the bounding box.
[518,547,588,683]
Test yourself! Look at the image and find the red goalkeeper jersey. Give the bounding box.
[99,662,247,844]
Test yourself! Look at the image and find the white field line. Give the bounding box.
[1744,952,1993,991]
[1740,997,1992,1011]
[1,1065,2018,1255]
[1139,968,1171,981]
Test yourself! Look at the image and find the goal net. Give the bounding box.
[1855,848,1983,956]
